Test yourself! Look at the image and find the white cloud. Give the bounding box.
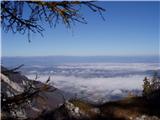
[26,62,158,102]
[27,74,144,102]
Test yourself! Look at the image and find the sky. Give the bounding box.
[1,1,160,57]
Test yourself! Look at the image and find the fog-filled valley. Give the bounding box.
[2,56,159,103]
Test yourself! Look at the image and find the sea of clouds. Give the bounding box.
[26,62,159,102]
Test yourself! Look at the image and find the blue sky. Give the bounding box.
[1,1,159,57]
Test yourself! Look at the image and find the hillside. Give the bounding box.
[1,66,70,119]
[34,96,160,120]
[99,96,160,120]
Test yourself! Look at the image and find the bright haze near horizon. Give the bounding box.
[1,2,160,102]
[1,1,159,57]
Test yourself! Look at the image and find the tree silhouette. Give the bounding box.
[1,1,105,42]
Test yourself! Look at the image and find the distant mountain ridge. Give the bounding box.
[2,56,159,67]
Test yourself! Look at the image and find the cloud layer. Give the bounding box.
[26,62,159,102]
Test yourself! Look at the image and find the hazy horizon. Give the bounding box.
[2,54,159,58]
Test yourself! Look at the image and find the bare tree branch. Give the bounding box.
[1,1,105,41]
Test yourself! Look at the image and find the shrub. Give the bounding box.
[142,72,160,97]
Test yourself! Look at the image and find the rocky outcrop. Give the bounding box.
[35,100,100,120]
[134,115,160,120]
[1,66,68,119]
[64,101,90,119]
